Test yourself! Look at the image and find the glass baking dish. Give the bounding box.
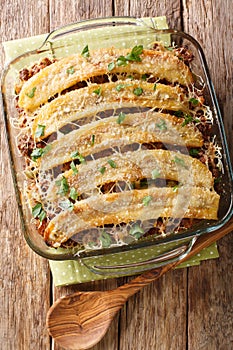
[1,17,233,275]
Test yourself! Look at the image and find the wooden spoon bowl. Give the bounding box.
[47,217,233,350]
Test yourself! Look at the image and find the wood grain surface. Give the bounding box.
[0,1,232,350]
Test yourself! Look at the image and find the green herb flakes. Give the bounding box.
[189,97,199,106]
[151,169,161,179]
[31,147,44,161]
[141,74,147,81]
[99,166,106,174]
[189,148,199,156]
[70,161,78,174]
[142,195,152,206]
[91,134,95,146]
[32,203,42,218]
[93,87,102,96]
[70,150,86,164]
[100,231,112,248]
[117,55,128,67]
[81,45,90,58]
[155,119,167,131]
[35,124,45,138]
[129,224,144,239]
[108,62,115,71]
[172,185,179,192]
[26,87,36,98]
[32,203,46,222]
[153,83,157,91]
[59,199,74,212]
[107,159,117,168]
[66,66,75,75]
[116,112,126,124]
[133,87,143,96]
[173,156,187,168]
[116,46,143,67]
[125,45,143,62]
[116,84,125,92]
[174,110,183,118]
[56,176,69,196]
[38,210,46,221]
[181,114,199,127]
[70,187,78,201]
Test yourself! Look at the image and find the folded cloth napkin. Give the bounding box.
[3,16,219,286]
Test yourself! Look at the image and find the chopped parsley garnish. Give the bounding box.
[133,87,143,96]
[70,187,78,200]
[66,66,75,75]
[81,45,90,58]
[116,84,125,92]
[151,169,161,179]
[32,203,42,218]
[129,224,144,239]
[70,150,86,164]
[31,148,44,161]
[32,203,46,222]
[26,87,36,98]
[174,110,183,118]
[173,156,187,168]
[141,74,147,81]
[153,83,157,91]
[108,62,115,71]
[127,75,134,80]
[116,112,126,124]
[155,119,167,131]
[59,199,74,212]
[31,145,51,161]
[116,45,144,67]
[35,124,45,138]
[55,176,69,196]
[99,166,106,174]
[142,195,152,206]
[91,134,95,146]
[93,87,102,96]
[172,185,179,192]
[125,45,143,62]
[189,148,199,156]
[117,55,128,67]
[99,231,112,248]
[189,97,199,106]
[166,46,174,51]
[107,159,117,168]
[70,161,78,174]
[182,114,199,126]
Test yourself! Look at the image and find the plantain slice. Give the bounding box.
[44,186,220,247]
[44,149,214,202]
[39,111,203,170]
[31,81,189,138]
[18,47,193,111]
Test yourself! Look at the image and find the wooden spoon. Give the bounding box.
[47,217,233,350]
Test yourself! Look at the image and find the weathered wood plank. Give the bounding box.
[182,0,233,162]
[114,0,182,29]
[119,270,187,350]
[183,1,233,349]
[0,1,51,350]
[49,0,113,30]
[187,234,233,350]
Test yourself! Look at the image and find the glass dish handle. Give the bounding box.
[42,17,145,45]
[81,236,198,276]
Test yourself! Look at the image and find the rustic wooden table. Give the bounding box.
[1,1,232,349]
